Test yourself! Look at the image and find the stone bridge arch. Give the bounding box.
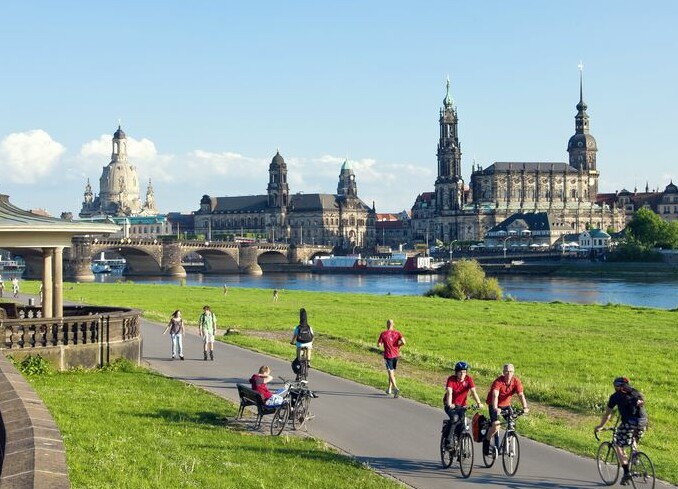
[91,242,163,276]
[181,243,240,274]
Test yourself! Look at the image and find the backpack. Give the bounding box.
[296,324,314,343]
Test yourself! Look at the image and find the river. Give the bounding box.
[92,271,678,310]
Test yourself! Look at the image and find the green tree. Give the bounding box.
[626,207,678,248]
[426,258,502,300]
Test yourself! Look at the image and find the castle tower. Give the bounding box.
[435,77,464,211]
[567,64,599,200]
[337,159,357,198]
[267,150,289,208]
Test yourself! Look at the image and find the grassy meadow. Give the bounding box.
[20,280,677,484]
[25,361,399,489]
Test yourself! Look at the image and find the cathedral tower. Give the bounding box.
[267,150,289,208]
[435,78,464,211]
[567,65,599,200]
[337,159,357,198]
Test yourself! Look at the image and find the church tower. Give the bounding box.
[98,125,143,215]
[337,159,357,198]
[267,150,289,208]
[567,65,599,200]
[435,78,464,211]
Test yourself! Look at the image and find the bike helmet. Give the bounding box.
[454,361,470,372]
[613,376,629,387]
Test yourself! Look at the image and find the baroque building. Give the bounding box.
[194,152,376,249]
[411,72,624,244]
[79,125,158,218]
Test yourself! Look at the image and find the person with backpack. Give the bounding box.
[198,305,217,361]
[290,308,314,363]
[595,377,648,486]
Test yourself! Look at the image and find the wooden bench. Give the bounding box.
[236,383,278,428]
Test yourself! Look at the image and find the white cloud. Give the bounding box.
[0,130,65,183]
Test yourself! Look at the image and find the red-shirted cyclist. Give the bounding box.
[483,363,529,455]
[443,361,483,449]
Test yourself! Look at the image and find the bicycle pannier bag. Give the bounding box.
[296,324,314,343]
[472,413,487,442]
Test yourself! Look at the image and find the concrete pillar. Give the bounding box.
[53,247,64,318]
[42,248,54,319]
[161,241,187,277]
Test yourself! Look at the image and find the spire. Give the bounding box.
[443,75,455,108]
[576,62,588,120]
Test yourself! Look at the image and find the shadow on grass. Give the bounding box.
[138,409,234,427]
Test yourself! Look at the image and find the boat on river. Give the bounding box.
[91,261,112,273]
[313,253,441,274]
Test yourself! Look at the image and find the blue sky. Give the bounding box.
[1,1,676,216]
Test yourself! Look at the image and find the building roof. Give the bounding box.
[485,212,555,236]
[211,195,270,212]
[0,194,120,247]
[291,193,340,211]
[475,162,575,175]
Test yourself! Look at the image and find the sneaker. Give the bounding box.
[203,352,208,361]
[620,474,632,486]
[385,389,392,395]
[179,355,184,361]
[210,351,214,361]
[394,388,400,398]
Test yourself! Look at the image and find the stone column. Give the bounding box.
[69,237,95,282]
[42,248,54,319]
[239,245,263,275]
[161,240,187,277]
[53,247,64,318]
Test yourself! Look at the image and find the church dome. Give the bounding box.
[341,159,353,172]
[270,151,286,169]
[113,125,127,139]
[664,181,678,194]
[567,133,597,151]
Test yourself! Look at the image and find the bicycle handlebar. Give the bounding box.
[594,426,614,442]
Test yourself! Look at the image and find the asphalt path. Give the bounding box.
[142,318,674,489]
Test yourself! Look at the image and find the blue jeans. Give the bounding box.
[170,333,183,358]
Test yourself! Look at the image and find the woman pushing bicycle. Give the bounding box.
[594,376,649,486]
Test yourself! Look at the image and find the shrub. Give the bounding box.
[11,355,53,376]
[427,259,502,300]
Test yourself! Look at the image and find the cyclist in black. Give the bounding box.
[595,377,648,486]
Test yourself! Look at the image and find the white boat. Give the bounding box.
[313,253,438,274]
[91,261,112,273]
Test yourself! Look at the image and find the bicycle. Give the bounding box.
[595,421,655,488]
[269,378,315,435]
[481,406,525,477]
[293,346,310,382]
[440,405,478,478]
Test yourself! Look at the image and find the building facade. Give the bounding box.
[194,153,376,249]
[597,181,678,224]
[411,73,623,245]
[79,125,158,218]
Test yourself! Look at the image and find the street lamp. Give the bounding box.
[503,236,513,259]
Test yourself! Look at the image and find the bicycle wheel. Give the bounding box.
[596,441,620,486]
[440,434,454,468]
[270,402,290,436]
[458,432,474,478]
[482,439,496,468]
[501,431,521,477]
[292,393,311,430]
[629,451,655,489]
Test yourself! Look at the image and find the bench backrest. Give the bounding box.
[237,383,266,407]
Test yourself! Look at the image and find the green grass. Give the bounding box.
[48,281,678,484]
[26,361,400,489]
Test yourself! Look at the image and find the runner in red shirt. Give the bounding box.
[443,361,483,448]
[483,363,529,454]
[377,319,405,398]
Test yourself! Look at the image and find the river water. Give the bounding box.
[93,271,678,310]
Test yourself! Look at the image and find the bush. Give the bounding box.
[427,259,503,300]
[10,355,53,376]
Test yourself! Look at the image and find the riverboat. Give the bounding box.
[313,253,440,274]
[91,261,113,273]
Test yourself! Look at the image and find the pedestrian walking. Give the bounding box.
[163,310,185,360]
[273,288,279,301]
[377,319,405,398]
[11,277,19,298]
[0,279,4,298]
[198,305,217,361]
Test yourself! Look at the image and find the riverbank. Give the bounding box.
[51,282,678,484]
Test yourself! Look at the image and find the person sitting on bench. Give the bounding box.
[249,365,289,406]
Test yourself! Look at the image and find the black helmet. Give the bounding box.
[455,361,469,372]
[613,376,629,387]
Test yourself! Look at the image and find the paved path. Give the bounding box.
[142,318,674,489]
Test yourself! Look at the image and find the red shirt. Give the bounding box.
[249,374,272,400]
[444,374,476,406]
[377,329,403,359]
[486,375,524,407]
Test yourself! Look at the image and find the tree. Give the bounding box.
[426,258,502,300]
[626,208,678,249]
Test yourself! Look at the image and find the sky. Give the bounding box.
[1,1,677,217]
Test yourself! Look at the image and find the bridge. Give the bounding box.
[44,238,333,281]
